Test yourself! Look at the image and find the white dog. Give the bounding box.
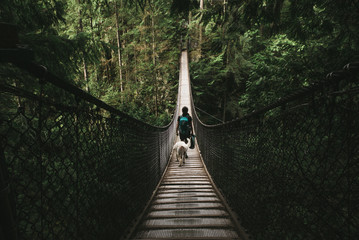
[172,141,189,167]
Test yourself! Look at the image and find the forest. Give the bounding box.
[1,1,359,240]
[1,0,182,126]
[2,0,359,124]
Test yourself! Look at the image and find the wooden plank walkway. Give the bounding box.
[127,51,247,239]
[130,148,244,239]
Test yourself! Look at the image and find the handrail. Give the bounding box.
[190,61,359,239]
[1,49,179,239]
[13,61,173,130]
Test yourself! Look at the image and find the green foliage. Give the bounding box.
[1,0,180,126]
[189,0,359,122]
[239,33,307,111]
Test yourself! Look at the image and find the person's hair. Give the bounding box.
[182,106,188,114]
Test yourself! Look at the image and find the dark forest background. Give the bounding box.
[1,0,359,124]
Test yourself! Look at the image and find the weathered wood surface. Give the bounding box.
[132,149,242,239]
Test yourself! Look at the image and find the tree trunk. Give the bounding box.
[115,1,124,92]
[134,44,137,83]
[272,0,284,34]
[77,0,89,92]
[83,58,90,93]
[199,0,204,58]
[223,41,230,122]
[151,12,158,117]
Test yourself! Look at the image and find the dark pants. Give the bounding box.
[179,133,189,143]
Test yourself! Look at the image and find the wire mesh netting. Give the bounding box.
[0,62,178,240]
[192,63,359,239]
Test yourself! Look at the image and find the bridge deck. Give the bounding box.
[129,51,244,239]
[131,147,242,239]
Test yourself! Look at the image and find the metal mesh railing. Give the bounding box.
[192,63,359,239]
[0,62,178,240]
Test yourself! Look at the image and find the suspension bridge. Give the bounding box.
[125,51,248,239]
[1,33,359,239]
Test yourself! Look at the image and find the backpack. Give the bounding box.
[179,115,190,135]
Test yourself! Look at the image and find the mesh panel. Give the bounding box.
[192,63,359,239]
[0,63,178,239]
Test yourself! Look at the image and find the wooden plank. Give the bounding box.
[150,202,224,210]
[134,228,239,239]
[141,217,233,228]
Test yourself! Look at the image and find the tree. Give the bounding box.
[189,0,359,122]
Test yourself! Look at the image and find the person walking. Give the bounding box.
[176,106,194,144]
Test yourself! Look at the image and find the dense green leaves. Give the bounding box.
[2,1,358,124]
[189,0,359,123]
[1,0,181,126]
